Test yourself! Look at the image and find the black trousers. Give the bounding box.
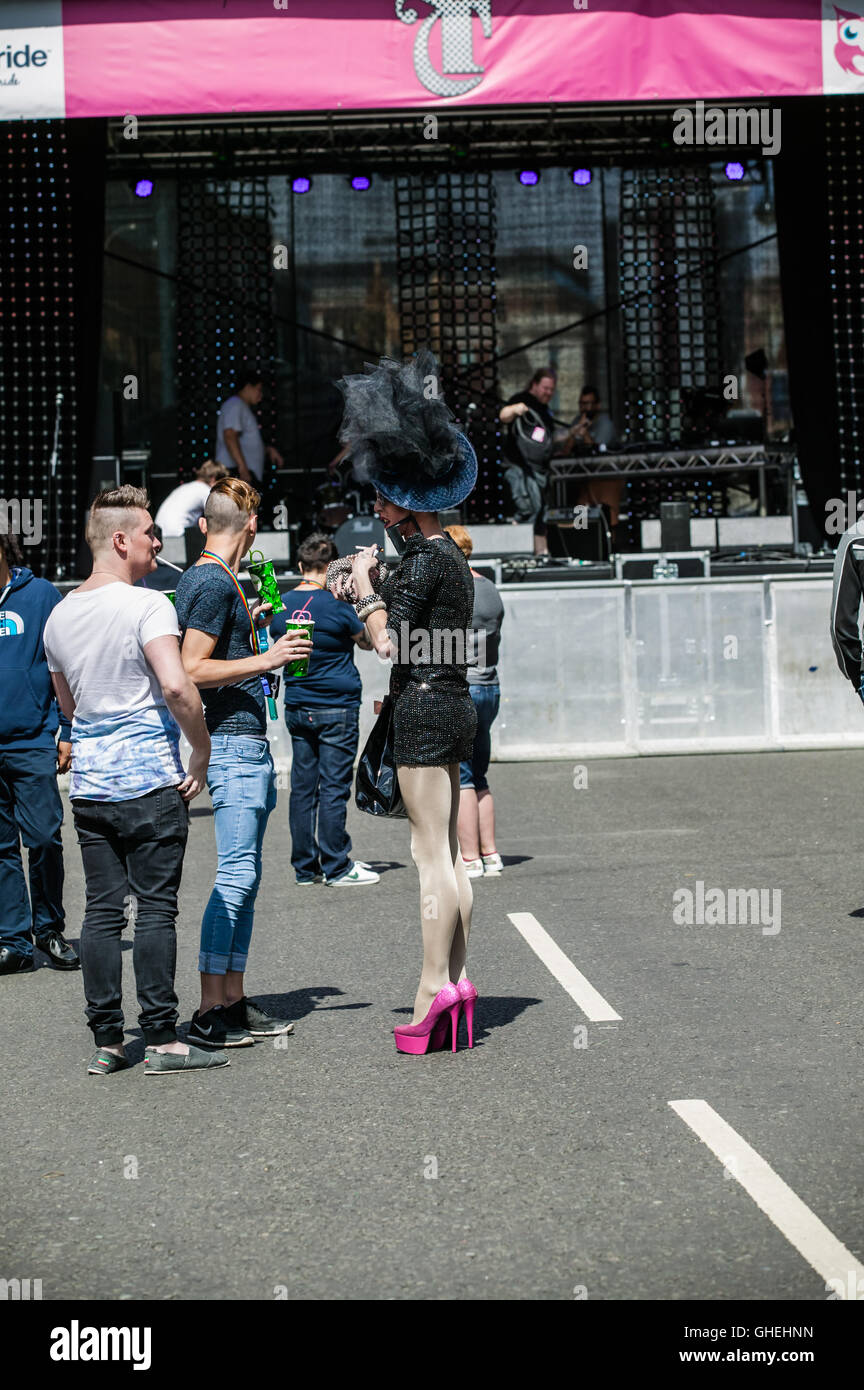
[72,786,189,1047]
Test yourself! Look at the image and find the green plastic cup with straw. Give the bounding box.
[285,597,315,679]
[246,549,286,616]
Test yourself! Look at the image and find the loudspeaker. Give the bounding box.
[334,515,386,557]
[660,501,691,551]
[547,514,606,561]
[641,518,717,549]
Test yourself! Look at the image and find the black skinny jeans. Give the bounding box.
[72,786,189,1046]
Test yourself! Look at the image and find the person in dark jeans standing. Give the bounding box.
[0,530,78,975]
[270,533,379,886]
[43,486,224,1077]
[445,526,505,879]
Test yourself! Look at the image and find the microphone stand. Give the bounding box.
[46,391,63,580]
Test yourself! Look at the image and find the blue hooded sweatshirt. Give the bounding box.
[0,567,71,751]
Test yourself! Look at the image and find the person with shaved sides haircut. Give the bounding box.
[174,478,312,1051]
[43,486,226,1076]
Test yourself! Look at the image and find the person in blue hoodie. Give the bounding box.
[0,531,79,975]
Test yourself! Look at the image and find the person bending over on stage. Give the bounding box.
[270,531,378,886]
[175,478,312,1051]
[830,511,864,701]
[0,530,78,976]
[499,367,579,556]
[215,368,283,489]
[154,460,228,538]
[43,486,224,1076]
[444,525,505,880]
[330,351,479,1054]
[572,384,623,530]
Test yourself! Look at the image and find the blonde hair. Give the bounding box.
[444,523,473,559]
[86,485,151,553]
[204,477,261,534]
[195,460,229,484]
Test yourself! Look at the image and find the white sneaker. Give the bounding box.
[328,863,380,885]
[482,852,504,875]
[463,857,485,879]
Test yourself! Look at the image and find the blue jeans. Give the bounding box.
[459,685,500,793]
[199,735,277,974]
[286,706,360,882]
[0,745,66,956]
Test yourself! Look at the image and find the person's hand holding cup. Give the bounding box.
[270,629,314,669]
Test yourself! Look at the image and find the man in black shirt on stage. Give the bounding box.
[499,368,578,555]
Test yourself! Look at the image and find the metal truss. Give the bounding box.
[549,445,793,481]
[105,101,780,177]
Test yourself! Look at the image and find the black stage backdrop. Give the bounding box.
[774,100,839,530]
[0,118,105,579]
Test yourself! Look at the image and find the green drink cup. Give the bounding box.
[164,591,177,607]
[246,550,286,615]
[285,616,314,678]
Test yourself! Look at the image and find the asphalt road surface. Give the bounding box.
[2,751,862,1302]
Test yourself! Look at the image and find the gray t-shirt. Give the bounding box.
[174,564,266,736]
[215,395,265,481]
[574,411,618,449]
[468,573,504,685]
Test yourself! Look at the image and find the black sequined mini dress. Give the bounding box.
[378,533,478,767]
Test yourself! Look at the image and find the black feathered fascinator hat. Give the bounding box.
[335,350,477,511]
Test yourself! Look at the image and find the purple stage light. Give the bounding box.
[351,175,371,191]
[725,162,745,181]
[134,178,154,198]
[518,170,539,187]
[292,176,312,194]
[572,168,592,186]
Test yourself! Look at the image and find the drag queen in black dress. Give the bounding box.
[330,353,480,1054]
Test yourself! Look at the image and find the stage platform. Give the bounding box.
[341,565,862,762]
[74,558,854,763]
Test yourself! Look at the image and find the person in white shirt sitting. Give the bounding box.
[154,461,228,538]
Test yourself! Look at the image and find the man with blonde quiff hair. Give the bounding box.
[43,486,224,1076]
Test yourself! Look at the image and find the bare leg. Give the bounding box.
[223,971,246,1006]
[478,788,497,856]
[399,765,463,1023]
[457,786,480,861]
[199,972,226,1015]
[448,766,474,983]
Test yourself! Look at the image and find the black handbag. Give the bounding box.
[355,697,407,818]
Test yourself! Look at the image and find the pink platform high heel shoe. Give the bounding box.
[456,978,478,1048]
[394,984,461,1056]
[429,977,479,1052]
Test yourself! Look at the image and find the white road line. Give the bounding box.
[670,1099,864,1298]
[507,912,622,1022]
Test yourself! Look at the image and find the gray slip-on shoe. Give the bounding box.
[144,1043,230,1075]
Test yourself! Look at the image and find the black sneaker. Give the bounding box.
[34,931,80,970]
[0,947,35,976]
[187,1005,254,1049]
[225,997,295,1039]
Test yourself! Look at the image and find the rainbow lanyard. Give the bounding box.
[200,550,276,716]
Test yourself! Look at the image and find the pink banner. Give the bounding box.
[34,2,858,120]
